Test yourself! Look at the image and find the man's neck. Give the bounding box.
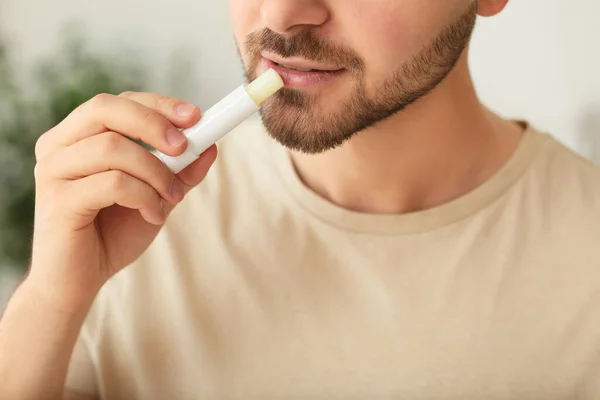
[289,55,525,215]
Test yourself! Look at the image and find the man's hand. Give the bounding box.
[0,92,216,400]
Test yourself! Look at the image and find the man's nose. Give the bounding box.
[260,0,329,36]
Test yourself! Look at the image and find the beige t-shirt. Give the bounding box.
[66,120,600,399]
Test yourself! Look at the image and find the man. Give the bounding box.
[1,0,599,398]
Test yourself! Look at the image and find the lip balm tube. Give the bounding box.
[154,68,284,174]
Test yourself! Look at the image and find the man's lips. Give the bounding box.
[261,52,342,72]
[260,53,346,88]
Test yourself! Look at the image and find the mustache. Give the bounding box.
[245,28,364,72]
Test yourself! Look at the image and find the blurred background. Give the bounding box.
[0,0,599,306]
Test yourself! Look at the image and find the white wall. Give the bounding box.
[470,0,600,161]
[1,0,599,161]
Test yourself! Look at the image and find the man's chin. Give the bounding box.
[259,106,353,155]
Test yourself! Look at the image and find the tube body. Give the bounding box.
[155,85,258,174]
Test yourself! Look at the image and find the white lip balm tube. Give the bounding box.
[154,68,284,174]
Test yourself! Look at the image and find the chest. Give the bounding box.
[101,239,600,399]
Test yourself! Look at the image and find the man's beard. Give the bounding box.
[243,3,477,154]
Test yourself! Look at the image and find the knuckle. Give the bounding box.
[34,134,48,160]
[153,165,173,191]
[88,92,113,109]
[140,108,157,125]
[108,170,129,192]
[140,109,167,134]
[33,162,45,181]
[99,131,124,154]
[155,94,173,110]
[118,91,135,98]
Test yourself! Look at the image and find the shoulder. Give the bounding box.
[521,126,600,258]
[528,127,600,211]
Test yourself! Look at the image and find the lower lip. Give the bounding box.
[263,59,345,89]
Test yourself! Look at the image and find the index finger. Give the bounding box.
[118,91,201,129]
[36,93,198,160]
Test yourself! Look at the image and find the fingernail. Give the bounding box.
[176,103,196,117]
[166,127,186,147]
[170,177,184,200]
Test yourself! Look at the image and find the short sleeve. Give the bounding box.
[65,327,99,397]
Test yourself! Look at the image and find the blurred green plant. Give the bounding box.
[0,32,147,271]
